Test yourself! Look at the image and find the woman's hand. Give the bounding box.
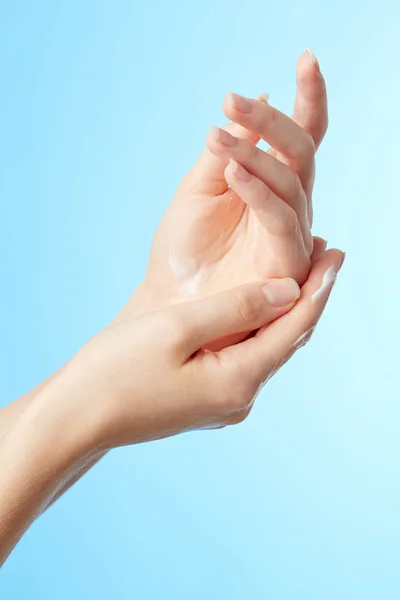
[56,247,343,449]
[118,51,327,327]
[0,51,331,525]
[0,247,343,564]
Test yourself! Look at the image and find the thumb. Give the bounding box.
[174,278,300,358]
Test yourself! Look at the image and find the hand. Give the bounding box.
[118,51,327,328]
[0,51,330,516]
[56,247,343,449]
[0,247,343,565]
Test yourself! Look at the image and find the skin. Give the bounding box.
[0,50,328,438]
[0,51,332,514]
[126,49,328,320]
[0,248,344,564]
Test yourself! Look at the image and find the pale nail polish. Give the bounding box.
[258,92,270,104]
[228,92,253,113]
[305,48,321,74]
[262,279,300,307]
[229,159,252,182]
[209,125,237,147]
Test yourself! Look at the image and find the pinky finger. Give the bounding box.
[310,236,328,262]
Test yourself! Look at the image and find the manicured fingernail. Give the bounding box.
[209,125,237,147]
[227,92,253,113]
[258,92,270,104]
[305,48,321,74]
[262,278,300,307]
[338,251,346,270]
[229,159,252,182]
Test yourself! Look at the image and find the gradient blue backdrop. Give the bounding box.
[1,1,400,597]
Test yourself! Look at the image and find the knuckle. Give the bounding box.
[261,179,272,201]
[227,409,249,427]
[213,364,253,416]
[242,139,258,162]
[251,175,272,205]
[253,104,277,133]
[159,311,190,348]
[229,366,255,410]
[300,131,316,158]
[285,172,303,200]
[265,106,279,129]
[231,292,262,324]
[220,386,248,416]
[234,411,248,425]
[277,206,300,236]
[251,142,263,167]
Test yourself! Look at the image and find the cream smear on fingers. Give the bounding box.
[311,266,337,303]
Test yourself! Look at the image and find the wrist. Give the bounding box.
[24,373,106,461]
[111,279,174,326]
[111,281,155,325]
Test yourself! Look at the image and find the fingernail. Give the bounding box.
[305,48,321,74]
[209,125,237,147]
[262,278,300,307]
[338,251,346,270]
[227,92,253,114]
[258,92,270,104]
[229,159,252,182]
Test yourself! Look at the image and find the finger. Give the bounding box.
[182,123,260,197]
[310,236,327,262]
[292,49,328,150]
[225,160,312,267]
[207,126,312,253]
[223,249,345,383]
[174,279,301,358]
[222,92,315,190]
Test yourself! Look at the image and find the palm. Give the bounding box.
[146,184,309,305]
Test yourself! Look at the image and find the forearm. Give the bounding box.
[0,368,106,519]
[0,368,64,442]
[0,380,99,565]
[46,451,106,509]
[0,286,149,517]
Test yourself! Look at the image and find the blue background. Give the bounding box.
[1,0,400,597]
